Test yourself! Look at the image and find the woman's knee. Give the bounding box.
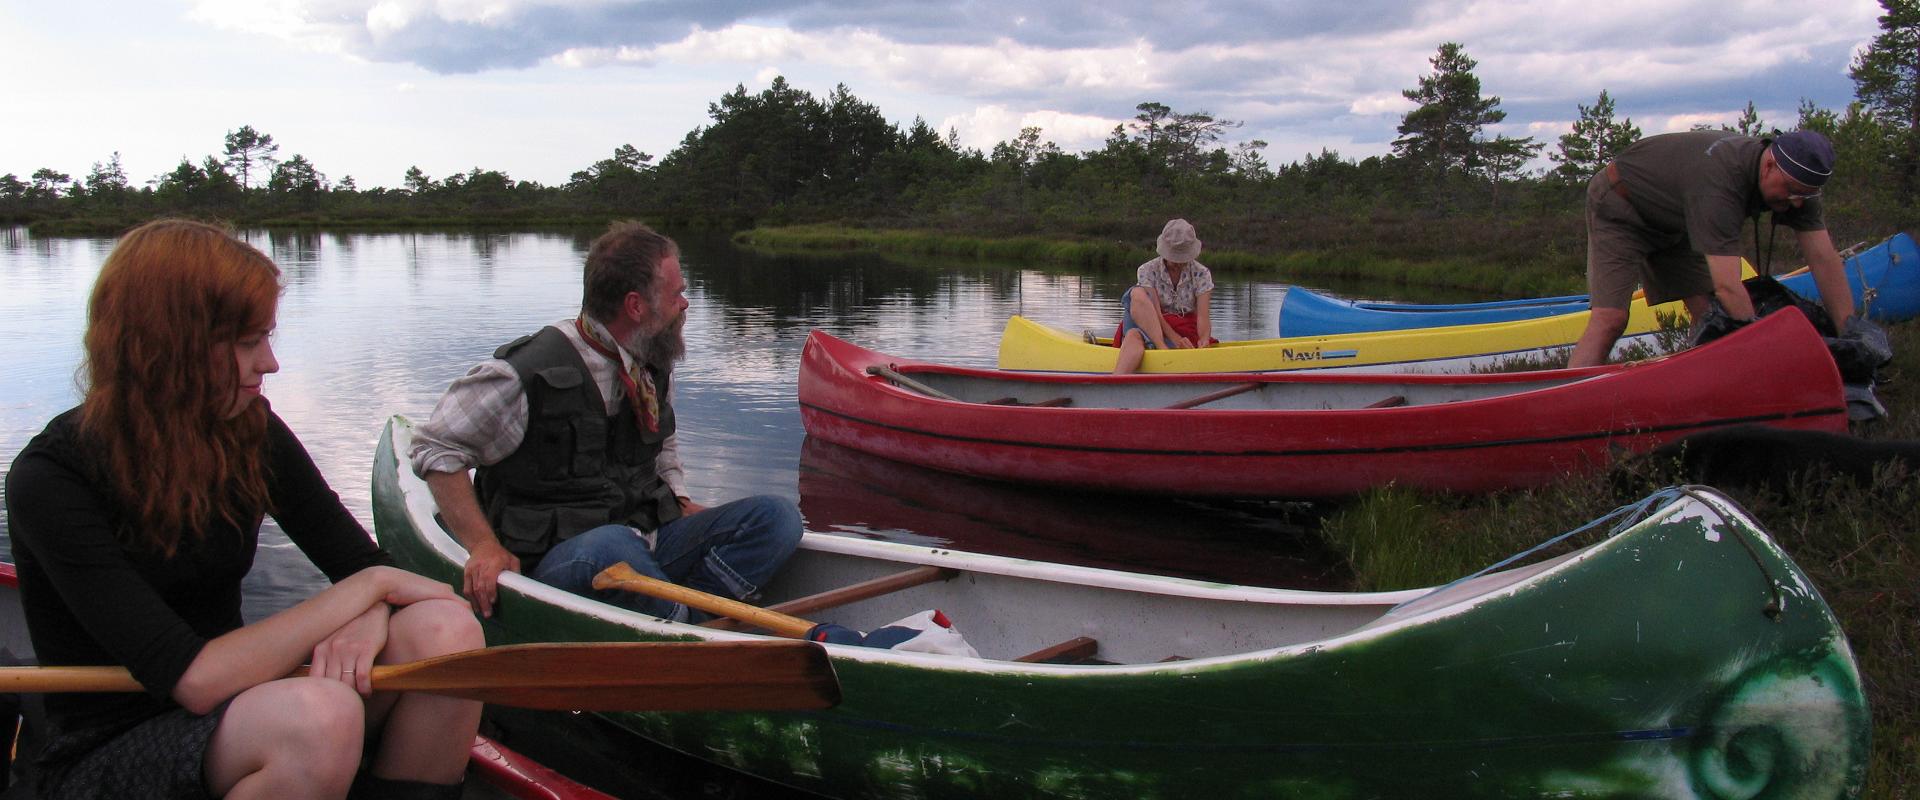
[384,599,484,663]
[216,679,365,780]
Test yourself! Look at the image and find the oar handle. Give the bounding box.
[0,664,434,693]
[0,667,144,693]
[592,563,817,638]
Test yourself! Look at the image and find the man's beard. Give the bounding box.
[621,310,686,368]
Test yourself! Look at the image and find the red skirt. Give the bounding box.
[1113,312,1217,347]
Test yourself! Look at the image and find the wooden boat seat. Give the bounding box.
[1013,636,1099,664]
[1365,395,1408,408]
[701,566,959,632]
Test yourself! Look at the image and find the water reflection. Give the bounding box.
[798,438,1344,590]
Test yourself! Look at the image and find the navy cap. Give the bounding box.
[1772,130,1835,187]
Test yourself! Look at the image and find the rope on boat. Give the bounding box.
[1677,486,1786,620]
[1388,485,1788,619]
[1386,490,1672,613]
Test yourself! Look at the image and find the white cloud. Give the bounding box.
[939,105,1122,152]
[1349,93,1412,116]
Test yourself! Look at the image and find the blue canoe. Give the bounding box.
[1277,232,1920,336]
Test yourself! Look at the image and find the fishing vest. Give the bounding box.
[473,326,681,568]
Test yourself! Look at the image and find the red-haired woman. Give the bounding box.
[4,219,483,799]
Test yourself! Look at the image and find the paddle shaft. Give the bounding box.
[593,563,816,638]
[1165,381,1263,409]
[0,641,840,712]
[865,365,960,402]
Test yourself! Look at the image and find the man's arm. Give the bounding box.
[1707,254,1756,320]
[1798,229,1856,328]
[424,470,519,618]
[409,358,529,618]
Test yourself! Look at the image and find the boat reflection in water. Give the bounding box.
[796,436,1348,591]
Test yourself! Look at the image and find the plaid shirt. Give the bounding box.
[1136,257,1214,315]
[409,318,687,501]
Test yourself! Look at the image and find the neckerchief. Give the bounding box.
[574,316,659,433]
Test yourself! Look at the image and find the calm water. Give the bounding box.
[0,226,1386,619]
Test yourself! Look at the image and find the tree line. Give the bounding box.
[6,1,1918,271]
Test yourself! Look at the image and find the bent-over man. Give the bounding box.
[1568,129,1856,367]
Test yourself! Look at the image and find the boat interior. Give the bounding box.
[894,369,1597,412]
[686,535,1578,667]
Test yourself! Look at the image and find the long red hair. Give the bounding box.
[79,219,282,556]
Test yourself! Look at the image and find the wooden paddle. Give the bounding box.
[1164,381,1263,409]
[0,641,840,712]
[592,563,817,638]
[865,365,960,402]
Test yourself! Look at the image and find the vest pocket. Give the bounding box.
[571,416,608,475]
[497,505,559,553]
[496,504,614,554]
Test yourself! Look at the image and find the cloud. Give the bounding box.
[938,105,1123,152]
[182,0,1883,162]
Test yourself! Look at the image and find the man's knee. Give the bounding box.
[738,495,803,547]
[1587,307,1631,337]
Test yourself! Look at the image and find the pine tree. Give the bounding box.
[1551,90,1641,182]
[1393,43,1507,176]
[1850,0,1920,189]
[223,125,280,190]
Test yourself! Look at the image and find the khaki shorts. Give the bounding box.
[1585,171,1712,310]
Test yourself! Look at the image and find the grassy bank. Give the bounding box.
[1320,321,1920,797]
[737,223,1588,297]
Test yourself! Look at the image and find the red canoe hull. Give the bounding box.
[797,310,1849,498]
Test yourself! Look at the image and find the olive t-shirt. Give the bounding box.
[1610,130,1824,257]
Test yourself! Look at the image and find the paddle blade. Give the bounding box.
[373,640,841,712]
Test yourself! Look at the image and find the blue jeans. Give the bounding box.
[1119,286,1160,349]
[529,495,802,621]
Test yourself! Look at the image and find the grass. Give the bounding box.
[737,223,1588,297]
[1319,320,1920,798]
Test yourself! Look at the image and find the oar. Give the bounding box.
[1164,381,1263,410]
[0,641,840,712]
[593,563,815,638]
[865,365,960,402]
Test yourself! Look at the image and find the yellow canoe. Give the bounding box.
[999,295,1690,374]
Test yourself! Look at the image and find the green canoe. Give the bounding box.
[373,417,1869,799]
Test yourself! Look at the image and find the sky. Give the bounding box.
[0,0,1888,190]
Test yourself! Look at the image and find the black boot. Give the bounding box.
[350,773,465,800]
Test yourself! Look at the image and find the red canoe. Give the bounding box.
[797,309,1849,498]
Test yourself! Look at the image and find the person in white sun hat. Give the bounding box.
[1112,218,1217,374]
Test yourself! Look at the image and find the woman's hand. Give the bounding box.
[1169,333,1193,349]
[311,603,388,696]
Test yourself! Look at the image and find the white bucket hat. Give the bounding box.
[1156,219,1202,262]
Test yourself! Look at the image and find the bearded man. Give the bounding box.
[411,221,801,620]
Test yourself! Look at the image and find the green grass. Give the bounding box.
[1320,320,1920,798]
[738,224,1588,297]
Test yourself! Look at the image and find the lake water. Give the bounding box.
[0,226,1382,618]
